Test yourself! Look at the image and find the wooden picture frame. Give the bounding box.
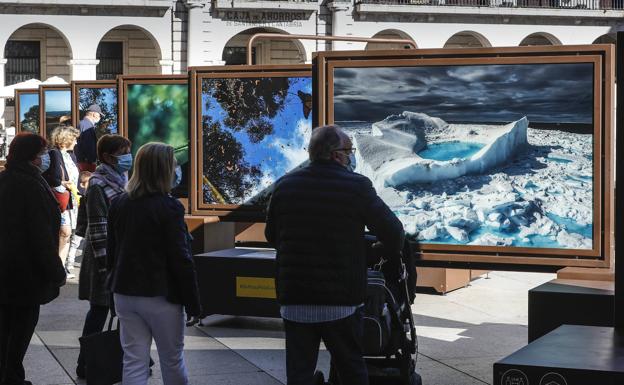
[71,80,118,136]
[314,45,614,269]
[39,84,71,140]
[14,88,40,135]
[189,64,312,221]
[118,74,190,210]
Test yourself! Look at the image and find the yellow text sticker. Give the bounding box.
[236,277,276,299]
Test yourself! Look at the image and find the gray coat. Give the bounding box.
[78,184,110,306]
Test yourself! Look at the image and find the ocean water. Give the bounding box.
[418,141,484,161]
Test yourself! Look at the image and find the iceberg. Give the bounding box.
[354,112,529,187]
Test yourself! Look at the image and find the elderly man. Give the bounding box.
[74,104,103,172]
[265,125,405,385]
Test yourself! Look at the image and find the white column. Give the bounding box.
[0,59,7,128]
[328,1,358,51]
[185,0,209,67]
[68,59,99,81]
[160,60,175,75]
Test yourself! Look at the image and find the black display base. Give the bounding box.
[528,279,614,342]
[194,247,279,318]
[494,325,624,385]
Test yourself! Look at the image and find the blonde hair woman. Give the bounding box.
[43,125,81,279]
[106,143,200,385]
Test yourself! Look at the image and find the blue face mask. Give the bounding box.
[38,152,51,173]
[172,165,182,189]
[114,153,133,174]
[347,153,356,173]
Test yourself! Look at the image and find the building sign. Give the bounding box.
[218,10,309,27]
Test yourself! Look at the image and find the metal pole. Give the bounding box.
[615,32,623,329]
[246,33,417,66]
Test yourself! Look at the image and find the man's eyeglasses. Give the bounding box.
[333,148,356,155]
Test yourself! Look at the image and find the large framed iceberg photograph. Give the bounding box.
[118,75,189,201]
[315,46,614,268]
[71,80,118,138]
[189,65,312,219]
[15,89,40,134]
[39,85,71,140]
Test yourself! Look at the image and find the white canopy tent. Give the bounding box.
[0,76,68,128]
[0,76,68,99]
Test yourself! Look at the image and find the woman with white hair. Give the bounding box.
[106,143,201,385]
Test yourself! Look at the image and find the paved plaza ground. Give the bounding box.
[24,270,554,385]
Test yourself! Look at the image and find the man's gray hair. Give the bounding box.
[308,125,345,161]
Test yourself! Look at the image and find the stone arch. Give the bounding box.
[222,27,306,65]
[3,23,74,83]
[97,25,163,77]
[444,31,492,48]
[365,29,416,51]
[592,33,616,45]
[519,32,562,46]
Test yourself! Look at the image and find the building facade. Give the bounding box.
[0,0,621,124]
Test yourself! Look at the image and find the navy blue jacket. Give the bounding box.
[74,118,97,164]
[106,193,201,316]
[265,160,405,306]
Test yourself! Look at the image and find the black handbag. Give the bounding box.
[78,315,123,385]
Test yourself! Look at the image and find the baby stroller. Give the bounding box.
[315,235,422,385]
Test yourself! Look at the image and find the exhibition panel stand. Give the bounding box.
[494,39,623,385]
[190,44,616,321]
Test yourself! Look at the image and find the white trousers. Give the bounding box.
[114,294,189,385]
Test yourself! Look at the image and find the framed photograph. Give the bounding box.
[71,80,118,138]
[39,84,71,140]
[189,65,313,220]
[118,75,189,201]
[314,45,614,269]
[15,88,40,134]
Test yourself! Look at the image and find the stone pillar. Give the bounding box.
[68,59,99,81]
[0,59,7,128]
[185,0,209,67]
[328,1,356,51]
[160,60,175,75]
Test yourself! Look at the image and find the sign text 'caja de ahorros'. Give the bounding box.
[219,10,309,27]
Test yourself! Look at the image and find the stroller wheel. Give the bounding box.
[409,372,423,385]
[313,370,326,385]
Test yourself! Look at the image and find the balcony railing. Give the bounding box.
[357,0,624,10]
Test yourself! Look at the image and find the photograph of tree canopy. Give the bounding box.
[201,76,312,206]
[78,86,118,137]
[126,83,189,197]
[18,91,39,134]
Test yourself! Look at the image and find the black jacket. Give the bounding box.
[106,193,201,316]
[74,118,97,164]
[265,160,405,306]
[0,161,66,305]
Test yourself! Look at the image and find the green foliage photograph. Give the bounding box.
[126,83,189,197]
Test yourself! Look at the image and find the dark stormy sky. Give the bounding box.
[333,63,593,124]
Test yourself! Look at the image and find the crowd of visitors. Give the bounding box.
[0,115,402,385]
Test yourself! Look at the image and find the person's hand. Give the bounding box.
[186,314,201,327]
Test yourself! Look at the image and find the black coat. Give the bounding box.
[0,161,66,305]
[106,193,201,316]
[74,119,97,164]
[265,160,405,306]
